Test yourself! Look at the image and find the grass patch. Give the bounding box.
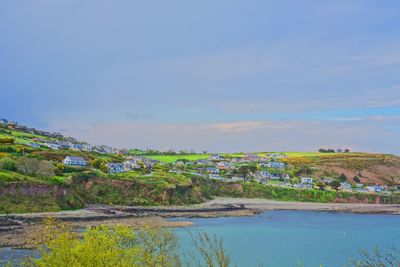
[147,154,210,163]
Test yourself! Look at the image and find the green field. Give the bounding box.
[147,154,210,163]
[282,152,374,158]
[147,152,370,163]
[0,128,58,145]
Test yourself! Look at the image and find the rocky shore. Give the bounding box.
[0,203,256,249]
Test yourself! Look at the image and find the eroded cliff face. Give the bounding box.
[334,195,381,204]
[0,183,67,198]
[0,183,67,213]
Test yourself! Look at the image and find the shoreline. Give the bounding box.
[203,198,400,215]
[1,198,399,249]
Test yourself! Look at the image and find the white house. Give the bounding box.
[340,182,352,191]
[355,188,369,193]
[244,153,260,161]
[209,154,224,161]
[123,160,141,171]
[206,167,220,174]
[45,143,61,150]
[82,143,93,152]
[27,143,40,148]
[209,174,223,180]
[107,163,124,174]
[267,161,286,169]
[365,186,378,193]
[216,162,231,170]
[63,156,87,167]
[71,143,83,151]
[301,177,313,184]
[293,183,313,189]
[270,173,281,180]
[259,170,271,178]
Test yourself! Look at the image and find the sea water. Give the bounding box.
[173,211,400,267]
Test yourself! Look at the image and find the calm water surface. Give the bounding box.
[173,211,400,267]
[1,211,399,267]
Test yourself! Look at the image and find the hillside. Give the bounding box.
[0,119,400,214]
[280,153,400,186]
[149,152,400,186]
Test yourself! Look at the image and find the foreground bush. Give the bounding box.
[20,219,230,267]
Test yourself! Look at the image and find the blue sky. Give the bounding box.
[1,0,400,153]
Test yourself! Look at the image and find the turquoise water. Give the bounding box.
[1,211,400,267]
[173,211,400,267]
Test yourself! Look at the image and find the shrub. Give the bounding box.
[0,145,16,153]
[26,219,231,267]
[63,165,86,173]
[353,176,361,183]
[0,137,14,144]
[91,159,106,169]
[0,157,16,171]
[351,246,400,266]
[100,162,109,173]
[54,163,65,176]
[37,160,55,177]
[16,157,40,175]
[71,171,98,183]
[339,173,347,182]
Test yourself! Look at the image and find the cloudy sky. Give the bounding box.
[1,0,400,153]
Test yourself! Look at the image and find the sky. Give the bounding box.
[1,0,400,154]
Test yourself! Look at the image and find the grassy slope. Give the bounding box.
[147,154,210,163]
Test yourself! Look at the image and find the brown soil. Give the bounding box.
[316,154,400,185]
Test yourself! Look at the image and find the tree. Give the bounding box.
[53,163,65,176]
[16,157,40,175]
[0,137,15,144]
[238,166,250,181]
[0,157,16,171]
[186,231,231,267]
[296,165,312,176]
[339,173,347,182]
[290,177,300,184]
[37,160,55,177]
[91,159,105,169]
[353,176,361,183]
[247,165,257,174]
[100,162,109,173]
[330,180,341,191]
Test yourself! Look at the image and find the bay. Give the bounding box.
[173,211,400,267]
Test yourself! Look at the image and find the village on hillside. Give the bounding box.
[1,118,400,195]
